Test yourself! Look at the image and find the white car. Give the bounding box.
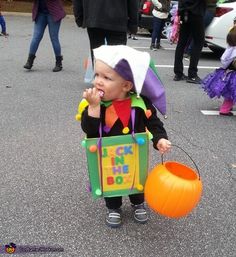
[205,0,236,54]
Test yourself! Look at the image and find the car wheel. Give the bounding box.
[208,45,225,56]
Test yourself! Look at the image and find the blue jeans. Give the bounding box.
[151,16,166,45]
[29,13,61,56]
[0,15,6,33]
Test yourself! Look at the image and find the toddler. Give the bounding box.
[202,25,236,115]
[80,45,171,228]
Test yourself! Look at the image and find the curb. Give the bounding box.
[4,11,31,16]
[4,12,74,19]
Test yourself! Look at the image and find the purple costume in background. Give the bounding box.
[202,46,236,103]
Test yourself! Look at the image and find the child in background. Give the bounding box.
[0,2,9,36]
[80,45,171,228]
[202,25,236,116]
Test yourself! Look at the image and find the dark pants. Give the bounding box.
[105,193,144,209]
[151,16,166,45]
[87,28,127,63]
[184,10,215,55]
[174,12,205,78]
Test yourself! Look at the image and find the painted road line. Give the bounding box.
[201,110,236,115]
[134,46,212,52]
[155,64,219,69]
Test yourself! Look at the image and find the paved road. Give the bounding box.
[0,15,235,257]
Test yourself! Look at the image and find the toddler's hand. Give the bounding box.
[83,87,101,108]
[157,138,171,155]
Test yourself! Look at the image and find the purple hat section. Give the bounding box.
[114,59,134,84]
[141,68,167,115]
[113,58,166,115]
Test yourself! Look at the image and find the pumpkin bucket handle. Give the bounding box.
[161,144,201,180]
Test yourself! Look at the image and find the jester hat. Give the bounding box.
[93,45,167,115]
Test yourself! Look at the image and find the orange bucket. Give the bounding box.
[145,147,203,218]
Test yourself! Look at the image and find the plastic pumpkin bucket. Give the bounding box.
[145,149,203,218]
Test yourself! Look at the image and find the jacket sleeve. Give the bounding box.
[81,107,101,138]
[72,0,83,27]
[221,46,236,69]
[127,0,139,34]
[152,0,162,9]
[143,97,168,149]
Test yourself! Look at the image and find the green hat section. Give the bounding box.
[83,133,149,199]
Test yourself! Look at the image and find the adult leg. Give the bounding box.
[105,30,127,45]
[188,13,205,78]
[87,28,106,64]
[174,19,191,77]
[151,16,159,47]
[47,14,62,57]
[24,13,47,69]
[47,14,63,71]
[156,18,166,48]
[204,10,214,29]
[29,13,47,55]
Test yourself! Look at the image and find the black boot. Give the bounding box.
[53,56,63,72]
[24,54,36,70]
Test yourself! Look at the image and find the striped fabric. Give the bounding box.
[32,0,66,22]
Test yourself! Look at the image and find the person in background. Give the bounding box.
[72,0,139,63]
[23,0,66,72]
[150,0,171,50]
[173,0,206,84]
[0,2,9,36]
[79,45,171,228]
[183,0,217,60]
[202,26,236,116]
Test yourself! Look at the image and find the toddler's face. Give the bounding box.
[93,60,132,101]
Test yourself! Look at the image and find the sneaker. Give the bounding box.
[132,36,138,40]
[150,44,157,51]
[173,74,188,81]
[132,203,148,224]
[186,76,202,84]
[106,209,122,228]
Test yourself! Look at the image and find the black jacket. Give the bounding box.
[72,0,139,33]
[178,0,206,17]
[81,96,168,149]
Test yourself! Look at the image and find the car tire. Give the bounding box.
[208,45,225,56]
